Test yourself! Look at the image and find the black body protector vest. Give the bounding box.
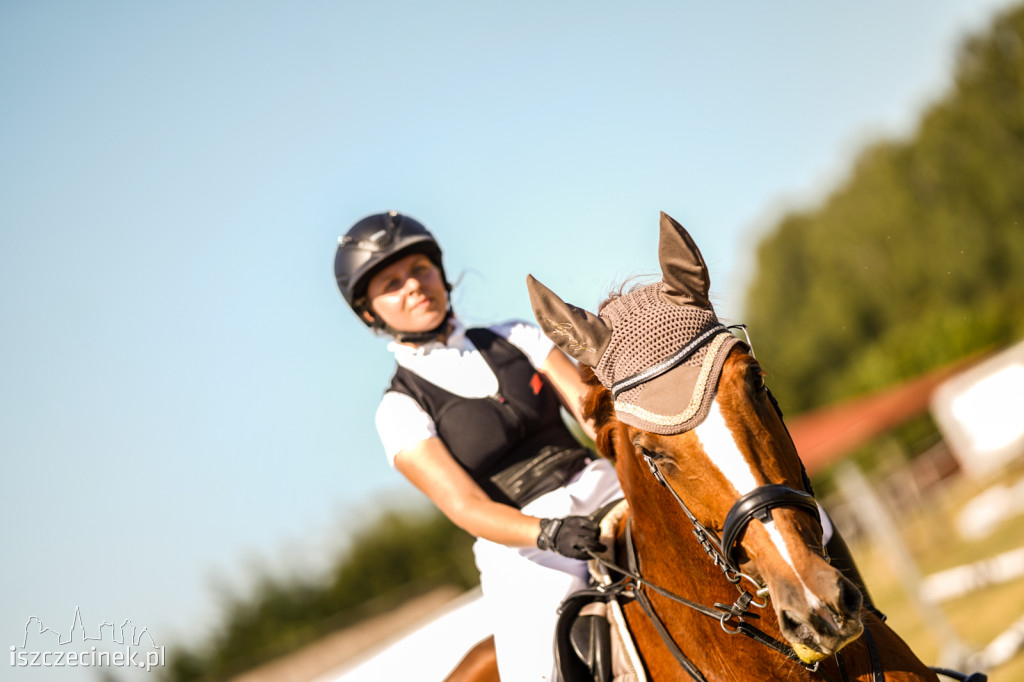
[388,328,592,509]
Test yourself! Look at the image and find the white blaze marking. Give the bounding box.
[693,400,758,495]
[694,399,823,607]
[767,523,825,609]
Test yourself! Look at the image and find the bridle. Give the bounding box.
[629,451,837,676]
[587,328,883,682]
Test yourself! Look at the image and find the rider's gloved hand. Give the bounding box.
[537,516,606,559]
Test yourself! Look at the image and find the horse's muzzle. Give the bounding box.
[778,575,865,662]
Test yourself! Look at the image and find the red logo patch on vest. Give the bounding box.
[530,372,543,395]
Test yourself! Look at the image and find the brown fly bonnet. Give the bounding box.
[527,212,744,435]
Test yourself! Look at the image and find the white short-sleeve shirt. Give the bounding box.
[375,319,556,464]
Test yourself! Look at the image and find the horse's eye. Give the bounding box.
[637,446,662,461]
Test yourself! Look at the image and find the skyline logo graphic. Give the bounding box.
[10,606,165,672]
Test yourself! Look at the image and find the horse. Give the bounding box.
[443,636,500,682]
[444,213,973,681]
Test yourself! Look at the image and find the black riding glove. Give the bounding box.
[537,516,606,560]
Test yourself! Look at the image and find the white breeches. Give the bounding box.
[472,458,623,682]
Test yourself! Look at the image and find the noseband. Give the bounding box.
[721,484,820,569]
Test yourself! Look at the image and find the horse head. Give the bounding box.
[527,212,864,665]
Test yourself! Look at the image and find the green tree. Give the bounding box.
[745,4,1024,413]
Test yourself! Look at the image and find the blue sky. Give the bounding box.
[1,1,1017,679]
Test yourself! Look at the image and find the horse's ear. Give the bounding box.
[659,211,711,309]
[526,274,611,367]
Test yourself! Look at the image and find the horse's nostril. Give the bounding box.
[838,578,864,616]
[780,609,801,635]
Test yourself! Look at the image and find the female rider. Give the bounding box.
[334,211,623,681]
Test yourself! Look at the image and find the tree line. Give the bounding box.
[744,4,1024,414]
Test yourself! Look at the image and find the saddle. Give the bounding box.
[555,500,647,682]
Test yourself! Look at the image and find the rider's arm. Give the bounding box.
[394,437,543,547]
[539,347,597,441]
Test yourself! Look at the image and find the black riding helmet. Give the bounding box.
[334,211,451,336]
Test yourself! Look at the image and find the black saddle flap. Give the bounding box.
[556,590,613,682]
